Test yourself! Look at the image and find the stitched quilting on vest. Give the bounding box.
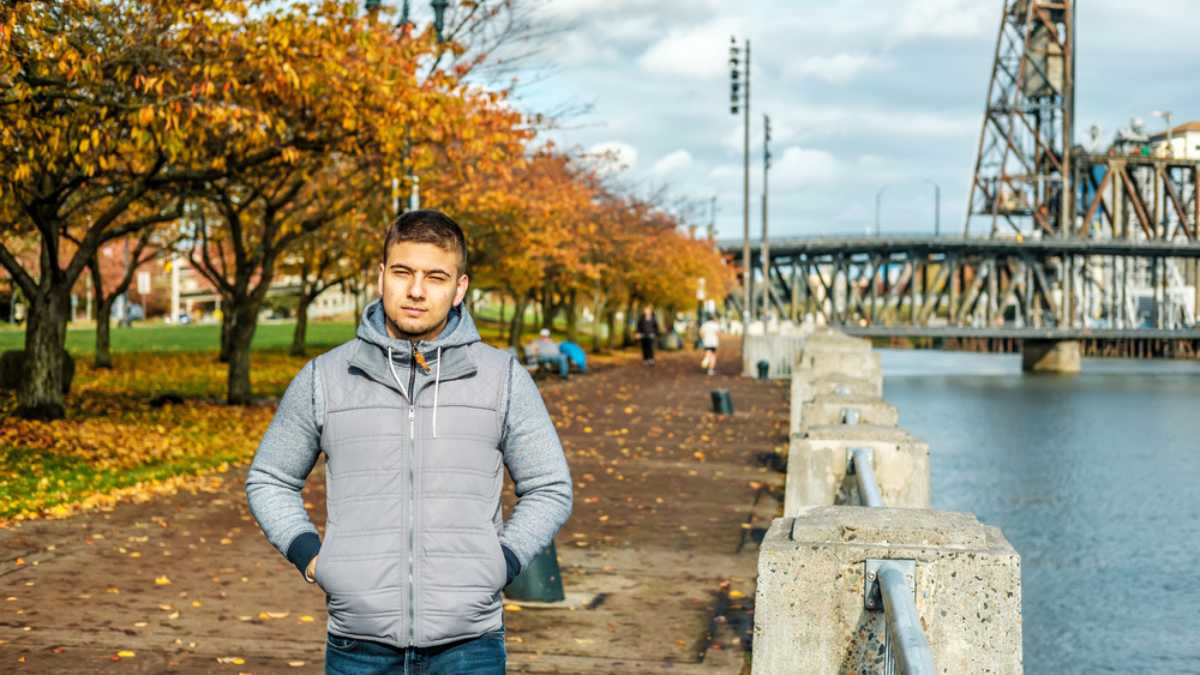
[313,341,511,647]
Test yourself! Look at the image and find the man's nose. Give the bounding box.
[407,275,426,299]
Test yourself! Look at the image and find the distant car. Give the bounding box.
[176,313,191,325]
[126,303,145,321]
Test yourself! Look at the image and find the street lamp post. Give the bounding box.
[730,37,751,322]
[921,178,941,236]
[761,113,771,320]
[371,0,451,216]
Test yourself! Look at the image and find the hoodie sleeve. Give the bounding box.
[498,359,573,570]
[245,359,324,578]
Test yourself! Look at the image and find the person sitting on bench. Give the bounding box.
[559,340,587,374]
[532,329,569,379]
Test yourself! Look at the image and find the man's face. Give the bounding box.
[377,241,469,341]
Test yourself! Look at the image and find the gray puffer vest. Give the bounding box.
[312,305,513,648]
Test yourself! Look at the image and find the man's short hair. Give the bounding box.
[383,209,468,274]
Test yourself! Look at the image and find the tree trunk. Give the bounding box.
[226,301,261,405]
[18,289,70,420]
[219,308,234,363]
[94,299,114,369]
[591,294,606,354]
[541,284,555,330]
[508,293,529,349]
[290,293,312,357]
[565,289,578,343]
[621,297,635,346]
[606,309,618,350]
[499,294,508,343]
[88,257,114,369]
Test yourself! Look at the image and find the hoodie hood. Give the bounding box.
[350,299,482,402]
[357,298,480,355]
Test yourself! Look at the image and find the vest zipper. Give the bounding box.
[407,346,418,646]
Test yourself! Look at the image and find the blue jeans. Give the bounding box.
[537,354,569,378]
[325,629,506,674]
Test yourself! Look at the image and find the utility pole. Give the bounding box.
[707,195,717,244]
[761,113,772,319]
[730,36,751,322]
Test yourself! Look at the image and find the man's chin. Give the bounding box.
[386,314,441,339]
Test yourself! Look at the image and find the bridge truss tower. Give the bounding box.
[966,0,1074,238]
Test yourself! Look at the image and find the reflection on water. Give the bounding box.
[880,349,1200,675]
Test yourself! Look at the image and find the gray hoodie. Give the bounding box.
[245,300,572,647]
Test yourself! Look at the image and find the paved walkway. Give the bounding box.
[0,341,789,673]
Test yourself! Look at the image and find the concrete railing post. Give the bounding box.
[753,509,1022,674]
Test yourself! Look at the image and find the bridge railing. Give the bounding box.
[849,447,935,674]
[754,330,1023,674]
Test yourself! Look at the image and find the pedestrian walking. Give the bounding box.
[635,306,660,365]
[246,210,573,674]
[699,314,720,375]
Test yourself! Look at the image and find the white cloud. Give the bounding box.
[784,52,891,84]
[894,0,995,41]
[637,17,745,80]
[772,147,844,188]
[587,141,640,172]
[651,149,693,175]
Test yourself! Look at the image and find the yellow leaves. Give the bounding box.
[298,614,314,623]
[257,610,290,620]
[116,650,136,658]
[216,656,246,665]
[154,576,172,586]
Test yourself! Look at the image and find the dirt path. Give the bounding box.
[0,342,789,674]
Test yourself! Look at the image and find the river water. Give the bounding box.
[880,349,1200,675]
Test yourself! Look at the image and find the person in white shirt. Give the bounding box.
[698,314,720,375]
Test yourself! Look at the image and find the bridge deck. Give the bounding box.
[837,325,1200,340]
[718,235,1200,259]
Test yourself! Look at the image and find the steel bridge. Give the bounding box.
[718,225,1200,361]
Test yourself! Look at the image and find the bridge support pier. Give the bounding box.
[1021,339,1081,373]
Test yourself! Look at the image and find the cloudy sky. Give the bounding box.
[504,0,1198,241]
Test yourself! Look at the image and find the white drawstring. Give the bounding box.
[386,346,408,399]
[432,346,442,438]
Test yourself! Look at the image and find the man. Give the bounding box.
[532,328,569,379]
[635,306,660,365]
[246,210,573,674]
[698,314,720,376]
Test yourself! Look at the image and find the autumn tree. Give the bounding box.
[85,229,160,368]
[280,208,376,357]
[0,0,299,418]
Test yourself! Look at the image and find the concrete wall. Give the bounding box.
[743,334,809,378]
[798,395,900,430]
[754,508,1023,675]
[758,327,1023,673]
[785,425,930,514]
[789,374,881,434]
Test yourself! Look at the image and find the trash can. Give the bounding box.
[503,540,565,602]
[756,359,770,380]
[711,389,734,415]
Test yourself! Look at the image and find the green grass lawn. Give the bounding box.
[0,320,358,354]
[0,309,598,355]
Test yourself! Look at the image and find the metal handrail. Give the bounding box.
[849,447,882,507]
[878,563,937,675]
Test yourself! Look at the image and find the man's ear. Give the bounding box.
[453,273,470,306]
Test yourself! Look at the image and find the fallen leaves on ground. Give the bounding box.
[0,351,307,523]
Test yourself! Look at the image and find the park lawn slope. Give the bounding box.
[0,351,305,524]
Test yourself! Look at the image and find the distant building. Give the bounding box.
[1149,121,1200,160]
